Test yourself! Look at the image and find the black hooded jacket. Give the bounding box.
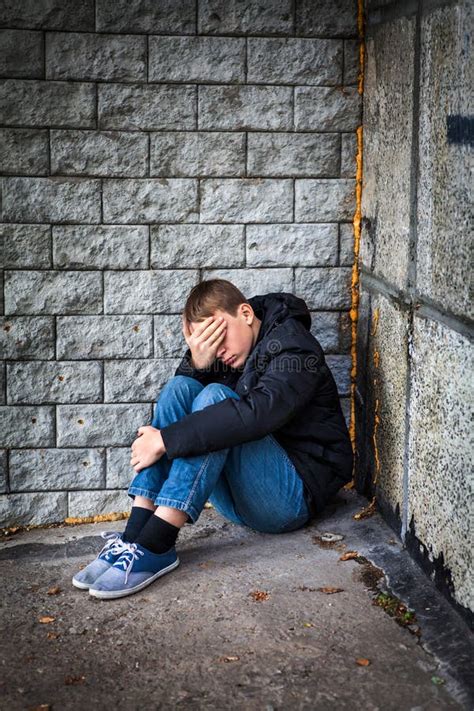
[159,292,354,518]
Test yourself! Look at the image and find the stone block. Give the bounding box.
[295,179,356,221]
[344,38,360,84]
[104,270,199,314]
[248,132,339,177]
[416,2,473,318]
[247,223,338,266]
[296,0,358,37]
[360,16,416,289]
[0,406,55,448]
[0,492,68,527]
[0,79,95,127]
[154,315,187,358]
[339,223,354,266]
[2,224,51,268]
[340,133,357,178]
[96,0,195,33]
[0,451,6,493]
[53,225,149,269]
[50,130,148,177]
[9,448,105,491]
[407,313,473,609]
[362,288,409,525]
[98,84,196,131]
[309,311,340,353]
[0,0,94,31]
[295,267,352,308]
[150,224,245,268]
[104,359,180,402]
[0,29,43,78]
[46,31,146,81]
[199,85,293,130]
[200,178,293,223]
[0,128,49,175]
[295,86,361,131]
[102,178,198,223]
[4,271,102,315]
[2,177,101,223]
[198,0,293,35]
[247,38,342,84]
[149,36,245,83]
[68,489,131,518]
[150,132,245,177]
[326,354,351,395]
[106,448,133,489]
[201,268,293,297]
[7,361,102,404]
[56,315,153,359]
[57,404,152,447]
[0,317,55,359]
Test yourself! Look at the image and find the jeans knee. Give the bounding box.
[156,375,202,402]
[191,382,239,410]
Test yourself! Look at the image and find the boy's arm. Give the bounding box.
[161,332,327,459]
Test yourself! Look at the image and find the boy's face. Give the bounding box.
[189,304,260,369]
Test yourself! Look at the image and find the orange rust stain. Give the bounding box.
[345,0,366,493]
[64,511,130,525]
[0,510,130,537]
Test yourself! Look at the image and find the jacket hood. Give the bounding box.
[247,292,312,341]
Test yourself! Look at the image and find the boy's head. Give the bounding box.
[183,279,261,368]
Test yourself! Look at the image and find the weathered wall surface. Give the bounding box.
[0,1,360,527]
[357,0,473,621]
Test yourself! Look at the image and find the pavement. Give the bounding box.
[0,487,472,711]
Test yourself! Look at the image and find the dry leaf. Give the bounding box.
[355,658,371,666]
[38,616,55,624]
[64,675,86,685]
[339,551,359,560]
[198,561,215,568]
[318,586,345,594]
[249,590,270,602]
[46,632,59,640]
[218,655,240,663]
[303,622,315,628]
[47,586,61,595]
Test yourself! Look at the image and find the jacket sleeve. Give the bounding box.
[160,333,327,459]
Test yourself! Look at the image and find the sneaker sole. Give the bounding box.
[72,577,93,590]
[88,557,180,600]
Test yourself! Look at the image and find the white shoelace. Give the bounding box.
[113,542,145,584]
[98,531,128,560]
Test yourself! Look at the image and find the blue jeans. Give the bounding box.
[127,375,311,534]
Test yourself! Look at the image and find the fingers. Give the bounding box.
[207,320,227,346]
[192,315,215,339]
[197,317,227,344]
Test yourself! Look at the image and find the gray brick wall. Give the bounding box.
[0,0,360,527]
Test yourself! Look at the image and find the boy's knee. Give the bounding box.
[156,375,201,401]
[191,382,239,410]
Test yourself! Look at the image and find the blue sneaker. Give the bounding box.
[72,531,129,590]
[88,541,180,600]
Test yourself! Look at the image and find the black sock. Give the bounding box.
[122,505,154,543]
[134,514,181,554]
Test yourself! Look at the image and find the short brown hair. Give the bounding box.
[183,279,247,323]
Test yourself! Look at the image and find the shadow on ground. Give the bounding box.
[0,488,472,710]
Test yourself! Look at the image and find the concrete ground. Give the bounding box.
[0,488,472,711]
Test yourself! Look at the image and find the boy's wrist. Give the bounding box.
[155,429,166,455]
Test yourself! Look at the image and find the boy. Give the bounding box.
[73,279,353,599]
